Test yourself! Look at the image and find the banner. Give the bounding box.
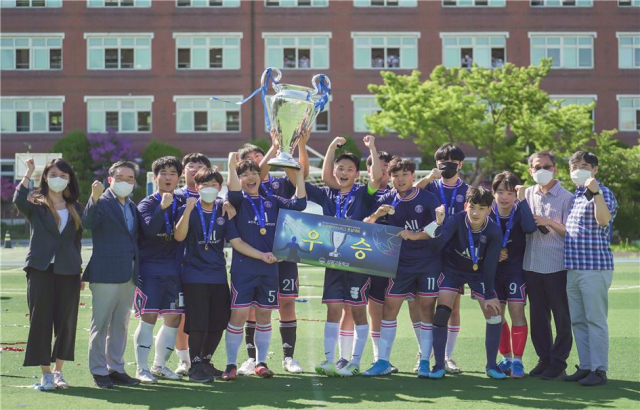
[273,210,402,278]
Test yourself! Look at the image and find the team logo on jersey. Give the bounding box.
[272,181,280,190]
[415,205,424,213]
[264,201,273,208]
[480,235,487,243]
[456,194,465,203]
[216,217,225,225]
[350,287,360,299]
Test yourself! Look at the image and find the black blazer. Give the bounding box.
[13,184,83,275]
[82,188,164,284]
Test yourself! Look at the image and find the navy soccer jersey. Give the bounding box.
[179,200,239,285]
[376,188,442,272]
[424,178,469,217]
[138,193,185,277]
[430,212,503,298]
[260,174,296,198]
[227,190,306,277]
[176,186,200,200]
[488,200,537,277]
[306,182,377,221]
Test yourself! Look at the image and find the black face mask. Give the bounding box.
[438,162,459,179]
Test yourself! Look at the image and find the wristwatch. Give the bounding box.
[592,189,603,196]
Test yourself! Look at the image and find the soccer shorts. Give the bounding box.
[495,272,527,305]
[230,273,279,310]
[134,274,183,317]
[322,268,371,306]
[183,283,230,333]
[387,260,441,299]
[278,261,299,298]
[369,276,389,304]
[437,270,497,301]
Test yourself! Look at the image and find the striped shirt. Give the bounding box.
[564,183,618,271]
[523,181,573,274]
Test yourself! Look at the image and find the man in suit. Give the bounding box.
[82,161,170,389]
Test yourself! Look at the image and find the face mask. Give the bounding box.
[438,162,459,179]
[532,169,554,186]
[47,177,69,193]
[199,187,219,204]
[111,180,134,198]
[570,169,592,187]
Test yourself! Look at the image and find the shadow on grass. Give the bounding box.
[51,373,640,410]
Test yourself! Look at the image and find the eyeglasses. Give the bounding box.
[532,165,554,171]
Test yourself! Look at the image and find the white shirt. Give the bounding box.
[50,208,69,264]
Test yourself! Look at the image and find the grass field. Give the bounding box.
[1,246,639,409]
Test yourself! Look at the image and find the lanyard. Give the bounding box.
[196,200,217,250]
[245,194,266,234]
[261,175,274,197]
[155,192,177,238]
[391,187,415,209]
[438,179,459,216]
[493,205,516,249]
[335,186,357,219]
[466,217,480,271]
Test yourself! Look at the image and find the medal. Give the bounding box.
[473,263,478,271]
[389,188,415,217]
[196,200,217,251]
[388,208,395,215]
[204,243,209,251]
[466,216,481,272]
[260,228,267,235]
[335,186,357,219]
[438,179,460,217]
[155,192,177,241]
[245,194,267,235]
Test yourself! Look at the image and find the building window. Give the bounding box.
[85,34,152,70]
[0,35,64,70]
[530,0,592,6]
[175,0,240,7]
[618,33,640,69]
[619,0,640,6]
[550,95,596,124]
[87,0,151,6]
[263,33,331,69]
[442,0,505,6]
[354,0,417,6]
[530,33,595,69]
[441,33,507,69]
[0,97,64,133]
[265,0,328,6]
[313,104,330,132]
[85,97,152,133]
[174,33,242,70]
[1,0,61,7]
[352,32,419,69]
[618,96,640,131]
[174,96,241,133]
[351,96,381,133]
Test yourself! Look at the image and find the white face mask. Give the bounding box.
[47,177,69,193]
[111,180,134,198]
[532,169,554,186]
[570,169,592,187]
[199,187,219,204]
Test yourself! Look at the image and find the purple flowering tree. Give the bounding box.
[88,128,140,181]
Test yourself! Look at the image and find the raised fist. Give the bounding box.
[427,168,442,181]
[186,197,198,210]
[25,158,36,176]
[435,204,446,225]
[91,180,105,201]
[363,135,376,149]
[515,185,526,201]
[331,137,346,148]
[160,193,174,210]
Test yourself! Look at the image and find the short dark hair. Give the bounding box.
[182,152,212,168]
[388,156,416,174]
[366,151,393,167]
[109,160,140,178]
[152,156,183,176]
[334,152,360,169]
[236,159,261,176]
[238,144,265,161]
[194,167,223,185]
[569,150,598,167]
[435,143,465,162]
[528,150,556,167]
[491,171,521,194]
[466,186,494,207]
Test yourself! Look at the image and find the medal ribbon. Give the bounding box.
[261,175,274,197]
[438,179,460,216]
[466,217,480,269]
[196,200,217,248]
[493,204,516,249]
[391,187,415,208]
[155,192,177,236]
[245,194,266,232]
[335,186,357,219]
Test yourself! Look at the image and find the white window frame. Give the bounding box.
[84,96,153,133]
[351,31,420,70]
[173,96,242,133]
[617,32,640,69]
[440,32,508,69]
[351,95,381,133]
[175,0,240,7]
[442,0,505,7]
[173,33,242,70]
[529,32,596,69]
[87,0,151,7]
[618,0,640,7]
[617,95,640,131]
[354,0,418,7]
[0,96,65,134]
[0,33,64,71]
[84,33,153,70]
[550,94,597,129]
[262,32,331,70]
[1,0,62,7]
[530,0,593,7]
[264,0,328,7]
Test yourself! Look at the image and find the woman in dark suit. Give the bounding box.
[13,158,84,391]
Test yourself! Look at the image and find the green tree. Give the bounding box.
[141,140,183,173]
[51,130,93,202]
